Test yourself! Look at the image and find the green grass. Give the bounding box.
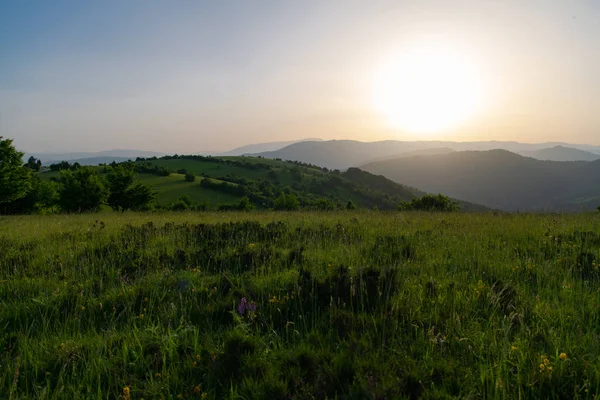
[135,174,239,205]
[2,211,600,399]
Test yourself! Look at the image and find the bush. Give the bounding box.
[273,193,300,211]
[185,173,196,182]
[399,194,459,212]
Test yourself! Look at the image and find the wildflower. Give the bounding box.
[144,297,148,302]
[195,354,201,360]
[192,361,197,367]
[547,366,553,372]
[560,352,567,360]
[249,243,255,248]
[269,296,278,304]
[155,372,161,378]
[194,385,201,394]
[201,393,208,399]
[539,363,545,370]
[237,297,247,316]
[511,346,518,351]
[139,314,145,319]
[123,386,131,400]
[81,306,85,311]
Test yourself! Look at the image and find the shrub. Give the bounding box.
[399,194,459,212]
[185,173,196,182]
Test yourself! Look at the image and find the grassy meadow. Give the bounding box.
[1,211,600,399]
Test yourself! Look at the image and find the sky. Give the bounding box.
[1,0,600,153]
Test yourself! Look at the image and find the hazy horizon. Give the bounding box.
[2,1,600,153]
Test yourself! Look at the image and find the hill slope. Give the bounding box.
[360,150,600,211]
[519,145,600,162]
[133,155,421,210]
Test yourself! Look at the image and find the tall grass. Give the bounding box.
[1,211,599,399]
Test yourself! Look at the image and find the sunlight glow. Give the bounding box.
[373,46,485,135]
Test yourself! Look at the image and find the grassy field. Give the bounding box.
[1,211,600,399]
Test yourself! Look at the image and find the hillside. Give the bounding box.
[519,145,600,162]
[255,139,600,170]
[129,155,420,210]
[218,138,322,156]
[360,149,600,211]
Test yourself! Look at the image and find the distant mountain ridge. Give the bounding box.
[254,139,600,169]
[27,150,166,164]
[360,149,600,211]
[218,138,323,156]
[519,145,600,162]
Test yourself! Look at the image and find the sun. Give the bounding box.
[373,46,484,135]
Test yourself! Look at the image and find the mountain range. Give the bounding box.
[360,149,600,211]
[254,140,600,169]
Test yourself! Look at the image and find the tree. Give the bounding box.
[237,196,254,211]
[106,164,134,210]
[58,167,108,212]
[185,173,196,182]
[106,163,155,211]
[25,156,42,171]
[346,200,356,210]
[273,193,300,211]
[0,137,32,205]
[121,183,156,211]
[398,194,459,212]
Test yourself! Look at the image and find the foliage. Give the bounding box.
[0,137,32,204]
[24,156,42,171]
[58,167,109,212]
[185,173,196,182]
[106,163,155,211]
[346,200,356,210]
[237,196,254,211]
[273,193,300,211]
[399,193,459,212]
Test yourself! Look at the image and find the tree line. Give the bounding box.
[0,138,155,214]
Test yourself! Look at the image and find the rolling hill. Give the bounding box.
[217,138,322,156]
[519,145,600,162]
[360,149,600,211]
[255,139,600,170]
[45,155,484,210]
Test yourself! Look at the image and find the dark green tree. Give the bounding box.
[398,194,459,212]
[0,137,32,205]
[58,167,108,212]
[237,196,254,211]
[346,200,356,210]
[185,173,196,182]
[25,156,42,171]
[106,163,155,211]
[121,183,156,211]
[273,193,300,211]
[106,164,135,210]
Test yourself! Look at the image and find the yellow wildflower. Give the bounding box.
[139,314,145,319]
[201,393,208,399]
[560,352,567,360]
[193,385,201,394]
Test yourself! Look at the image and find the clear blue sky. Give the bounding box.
[2,1,600,152]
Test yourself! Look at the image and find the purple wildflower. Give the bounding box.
[237,297,247,316]
[247,301,257,314]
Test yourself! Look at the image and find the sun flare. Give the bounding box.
[373,46,484,135]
